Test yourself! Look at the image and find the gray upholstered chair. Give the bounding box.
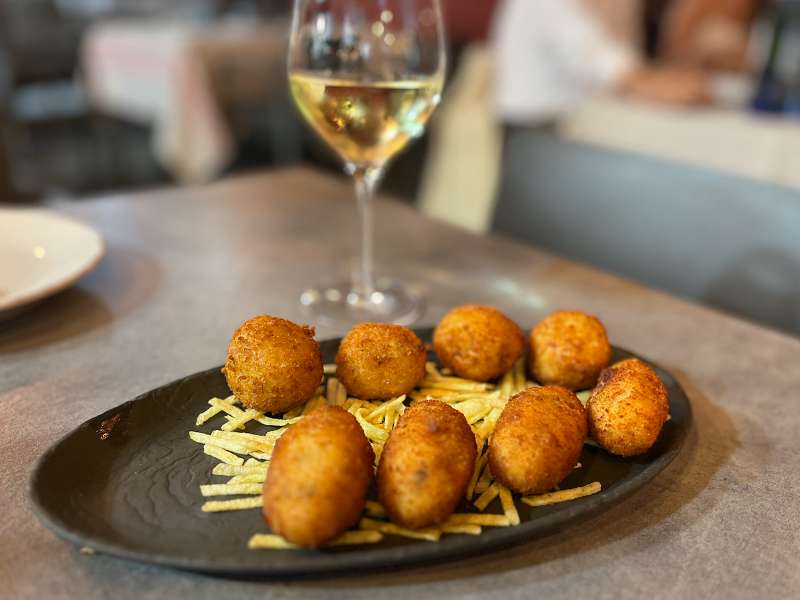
[492,130,800,336]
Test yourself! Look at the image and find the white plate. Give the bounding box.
[0,208,105,316]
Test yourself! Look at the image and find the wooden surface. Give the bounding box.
[2,168,799,599]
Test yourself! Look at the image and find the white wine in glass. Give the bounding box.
[288,0,446,326]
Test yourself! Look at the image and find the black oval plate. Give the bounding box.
[30,328,691,578]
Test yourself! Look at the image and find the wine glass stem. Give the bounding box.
[352,166,382,298]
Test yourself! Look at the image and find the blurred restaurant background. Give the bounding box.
[1,0,799,335]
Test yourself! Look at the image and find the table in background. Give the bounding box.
[420,48,800,235]
[561,95,800,191]
[2,168,799,599]
[82,19,288,183]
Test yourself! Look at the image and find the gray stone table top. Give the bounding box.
[2,168,799,599]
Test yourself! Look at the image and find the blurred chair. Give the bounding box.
[0,0,83,199]
[492,130,800,336]
[0,120,19,202]
[0,0,166,197]
[418,45,502,230]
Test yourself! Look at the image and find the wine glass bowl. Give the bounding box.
[288,0,446,326]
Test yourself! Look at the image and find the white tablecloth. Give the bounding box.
[419,45,800,234]
[560,96,800,192]
[81,20,287,183]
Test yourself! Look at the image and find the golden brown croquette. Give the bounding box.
[529,310,612,390]
[433,304,525,382]
[377,400,477,529]
[336,323,426,400]
[263,406,374,547]
[588,358,669,456]
[489,386,587,494]
[223,315,323,414]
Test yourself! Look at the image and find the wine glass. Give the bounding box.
[288,0,446,326]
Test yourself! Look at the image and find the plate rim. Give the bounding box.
[29,340,693,578]
[0,208,106,313]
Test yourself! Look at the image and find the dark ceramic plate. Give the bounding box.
[30,328,691,578]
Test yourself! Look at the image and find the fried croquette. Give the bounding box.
[377,400,477,529]
[336,323,426,400]
[529,310,612,390]
[263,406,374,547]
[489,386,587,494]
[433,304,525,382]
[223,315,323,414]
[588,358,669,456]
[596,356,651,387]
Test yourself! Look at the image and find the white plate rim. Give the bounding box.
[0,208,106,314]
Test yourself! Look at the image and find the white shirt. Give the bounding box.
[492,0,640,124]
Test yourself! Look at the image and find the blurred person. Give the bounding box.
[492,0,711,126]
[660,0,762,71]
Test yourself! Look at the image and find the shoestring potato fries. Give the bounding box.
[188,360,602,550]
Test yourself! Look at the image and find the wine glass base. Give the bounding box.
[299,280,422,327]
